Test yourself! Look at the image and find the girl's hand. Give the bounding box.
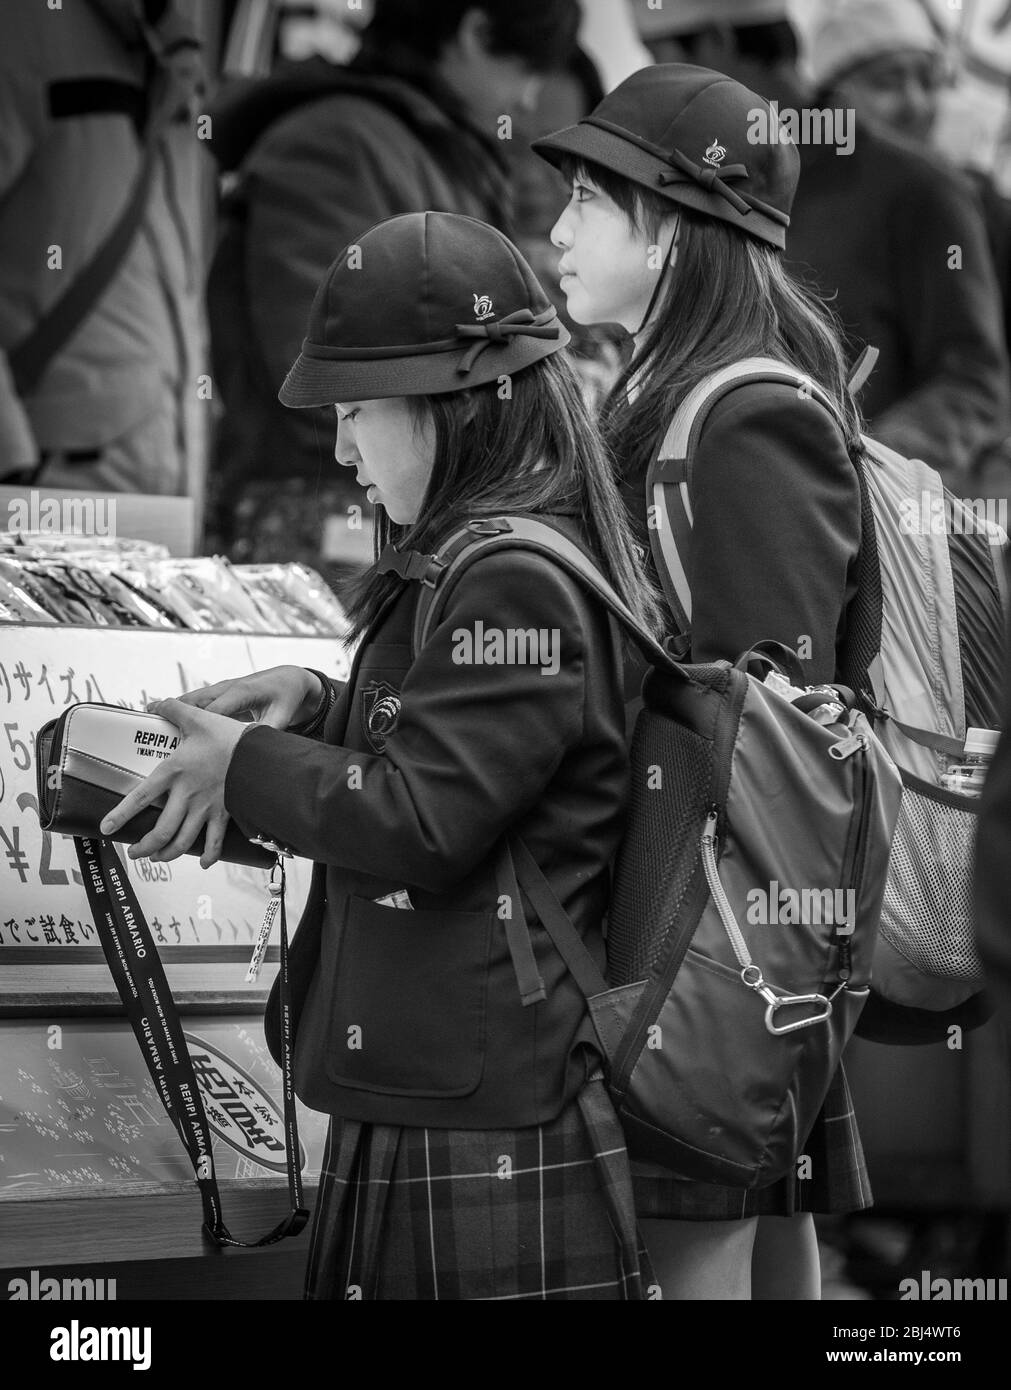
[99,698,252,868]
[174,666,323,729]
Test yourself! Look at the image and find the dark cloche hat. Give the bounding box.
[532,64,800,250]
[280,211,571,406]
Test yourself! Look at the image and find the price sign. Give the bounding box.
[0,627,350,952]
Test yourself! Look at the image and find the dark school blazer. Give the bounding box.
[620,380,863,693]
[223,514,630,1128]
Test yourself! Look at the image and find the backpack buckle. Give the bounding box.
[419,555,448,589]
[377,544,447,587]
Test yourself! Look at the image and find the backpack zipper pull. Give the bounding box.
[829,732,867,761]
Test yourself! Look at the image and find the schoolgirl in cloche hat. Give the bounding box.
[535,65,872,1300]
[280,210,575,404]
[99,209,663,1300]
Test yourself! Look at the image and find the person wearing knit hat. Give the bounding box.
[807,0,946,145]
[535,63,869,1300]
[634,0,800,76]
[101,209,664,1301]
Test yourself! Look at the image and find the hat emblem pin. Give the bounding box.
[703,138,727,167]
[473,294,495,322]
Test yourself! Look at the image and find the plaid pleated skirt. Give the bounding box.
[632,1064,873,1220]
[305,1077,653,1300]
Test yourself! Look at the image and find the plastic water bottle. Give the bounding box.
[940,728,1000,798]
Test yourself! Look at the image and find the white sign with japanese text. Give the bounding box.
[0,626,350,949]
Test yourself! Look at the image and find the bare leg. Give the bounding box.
[639,1216,758,1300]
[751,1213,821,1300]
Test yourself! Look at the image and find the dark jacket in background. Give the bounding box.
[208,50,511,495]
[223,514,629,1128]
[0,0,206,490]
[786,123,1010,488]
[971,168,1011,364]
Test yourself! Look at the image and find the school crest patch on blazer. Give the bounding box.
[360,680,402,753]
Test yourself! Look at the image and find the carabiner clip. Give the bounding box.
[764,992,833,1035]
[741,966,833,1033]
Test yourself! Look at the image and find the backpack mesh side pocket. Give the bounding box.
[607,709,713,986]
[879,773,984,986]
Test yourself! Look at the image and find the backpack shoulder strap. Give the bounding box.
[376,518,671,1018]
[645,357,843,643]
[377,517,677,673]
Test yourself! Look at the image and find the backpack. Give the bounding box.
[646,357,1009,1044]
[397,515,902,1188]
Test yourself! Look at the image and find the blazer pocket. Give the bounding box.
[325,896,493,1098]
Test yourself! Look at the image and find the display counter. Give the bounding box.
[0,624,350,1299]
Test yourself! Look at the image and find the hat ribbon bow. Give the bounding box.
[656,147,752,216]
[454,307,562,375]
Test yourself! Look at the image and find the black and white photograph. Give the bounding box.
[1,0,1010,1364]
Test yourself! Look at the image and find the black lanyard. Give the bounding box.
[76,835,309,1246]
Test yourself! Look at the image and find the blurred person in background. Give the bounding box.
[0,0,207,494]
[205,0,581,580]
[636,0,1010,490]
[807,0,1011,503]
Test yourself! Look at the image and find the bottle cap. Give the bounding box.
[965,728,1001,757]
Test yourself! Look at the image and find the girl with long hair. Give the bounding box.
[99,210,660,1300]
[535,64,869,1299]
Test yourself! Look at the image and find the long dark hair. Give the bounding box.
[340,351,664,641]
[558,156,864,486]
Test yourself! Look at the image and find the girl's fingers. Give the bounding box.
[125,783,189,860]
[173,683,230,708]
[100,764,171,837]
[260,702,295,729]
[149,806,208,864]
[204,690,260,719]
[199,813,229,870]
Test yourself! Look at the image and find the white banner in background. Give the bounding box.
[0,627,351,949]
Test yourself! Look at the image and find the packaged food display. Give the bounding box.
[232,563,352,636]
[0,531,169,561]
[0,536,349,636]
[0,561,57,624]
